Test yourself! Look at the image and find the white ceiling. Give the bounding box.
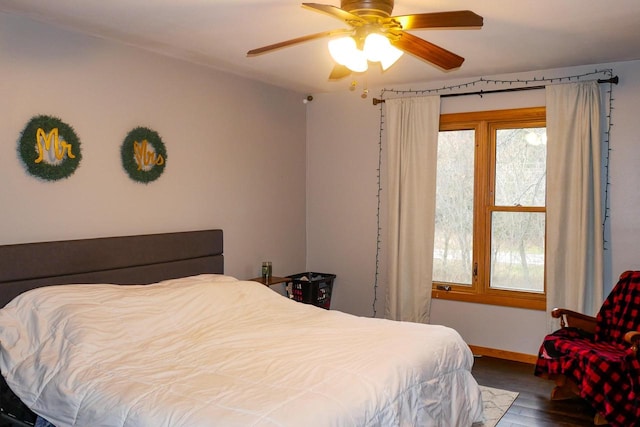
[2,0,640,94]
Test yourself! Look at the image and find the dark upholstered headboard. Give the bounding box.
[0,229,223,308]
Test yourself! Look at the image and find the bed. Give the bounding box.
[0,229,484,427]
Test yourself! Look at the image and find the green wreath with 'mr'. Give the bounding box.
[18,115,82,181]
[121,127,167,184]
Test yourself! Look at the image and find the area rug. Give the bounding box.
[476,385,519,427]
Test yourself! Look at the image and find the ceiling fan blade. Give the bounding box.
[391,31,464,70]
[390,10,483,30]
[302,3,367,26]
[247,29,351,56]
[328,64,351,80]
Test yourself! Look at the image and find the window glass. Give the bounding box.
[495,128,546,207]
[433,130,475,285]
[490,211,545,293]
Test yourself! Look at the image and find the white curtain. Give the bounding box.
[384,96,440,323]
[546,80,604,331]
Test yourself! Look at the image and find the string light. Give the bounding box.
[378,69,613,98]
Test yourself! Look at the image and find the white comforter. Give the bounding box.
[0,275,483,427]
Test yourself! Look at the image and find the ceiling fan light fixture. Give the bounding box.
[329,33,403,73]
[328,36,356,64]
[363,33,403,70]
[363,33,390,62]
[329,33,402,73]
[328,36,368,72]
[379,45,403,70]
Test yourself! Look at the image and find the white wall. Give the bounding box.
[0,12,308,280]
[306,61,640,356]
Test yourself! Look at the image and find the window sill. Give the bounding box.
[431,288,546,310]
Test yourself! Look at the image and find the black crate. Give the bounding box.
[287,272,336,309]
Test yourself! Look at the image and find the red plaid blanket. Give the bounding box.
[534,271,640,427]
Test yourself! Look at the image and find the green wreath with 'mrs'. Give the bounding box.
[18,115,82,181]
[121,127,167,184]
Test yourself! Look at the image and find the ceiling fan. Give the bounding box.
[247,0,483,80]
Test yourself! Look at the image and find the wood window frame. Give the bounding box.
[432,107,547,311]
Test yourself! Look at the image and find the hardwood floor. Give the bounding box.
[472,356,596,426]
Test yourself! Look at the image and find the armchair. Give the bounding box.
[534,270,640,426]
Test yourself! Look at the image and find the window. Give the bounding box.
[432,107,546,310]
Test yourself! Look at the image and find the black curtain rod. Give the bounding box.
[371,76,619,105]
